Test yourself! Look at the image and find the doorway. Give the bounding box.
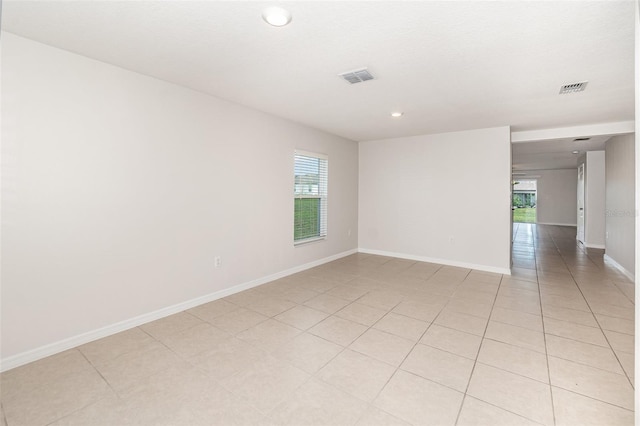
[512,180,537,223]
[577,163,585,243]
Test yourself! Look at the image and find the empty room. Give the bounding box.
[1,1,637,425]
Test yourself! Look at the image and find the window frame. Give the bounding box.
[293,150,328,246]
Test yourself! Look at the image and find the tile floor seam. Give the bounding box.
[42,394,116,426]
[545,353,627,377]
[331,299,410,404]
[4,368,116,426]
[453,270,503,426]
[542,315,600,329]
[0,355,99,405]
[549,385,637,413]
[544,331,632,350]
[538,226,637,409]
[608,281,635,305]
[458,394,549,426]
[514,224,560,425]
[417,342,477,362]
[542,330,609,349]
[487,318,544,335]
[0,403,7,426]
[383,308,437,323]
[536,227,564,426]
[549,237,635,390]
[75,347,119,398]
[297,293,404,405]
[549,380,636,412]
[218,357,315,420]
[81,326,155,369]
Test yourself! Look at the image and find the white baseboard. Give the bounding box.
[0,248,357,373]
[358,248,511,275]
[584,243,606,249]
[603,254,635,282]
[537,222,577,227]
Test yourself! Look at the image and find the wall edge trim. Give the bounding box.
[603,254,635,282]
[358,248,511,275]
[0,248,357,372]
[584,243,606,249]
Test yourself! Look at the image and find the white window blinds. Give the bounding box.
[294,150,328,243]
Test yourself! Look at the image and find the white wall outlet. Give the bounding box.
[449,236,455,244]
[214,256,221,268]
[348,228,352,237]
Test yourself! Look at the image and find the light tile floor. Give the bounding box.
[1,224,635,425]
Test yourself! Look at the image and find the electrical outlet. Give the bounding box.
[214,256,221,268]
[348,228,352,237]
[449,236,455,244]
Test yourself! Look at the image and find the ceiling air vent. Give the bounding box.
[559,81,588,94]
[573,137,591,142]
[338,68,374,84]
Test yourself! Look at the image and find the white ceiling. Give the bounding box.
[2,1,635,142]
[512,135,612,171]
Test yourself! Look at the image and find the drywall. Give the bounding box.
[576,151,607,247]
[534,169,578,226]
[1,33,359,361]
[581,151,606,248]
[605,134,635,276]
[358,126,511,273]
[634,2,639,411]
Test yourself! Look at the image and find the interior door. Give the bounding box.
[577,164,585,243]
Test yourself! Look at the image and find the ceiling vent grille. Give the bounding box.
[559,81,588,94]
[573,137,591,142]
[338,68,374,84]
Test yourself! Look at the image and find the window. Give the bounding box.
[294,150,328,244]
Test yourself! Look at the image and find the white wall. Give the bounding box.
[585,151,606,248]
[1,34,359,362]
[605,134,635,277]
[358,126,511,273]
[534,169,578,226]
[634,3,639,408]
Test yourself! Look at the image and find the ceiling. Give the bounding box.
[512,135,612,171]
[2,1,635,142]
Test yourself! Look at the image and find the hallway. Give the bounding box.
[511,223,635,418]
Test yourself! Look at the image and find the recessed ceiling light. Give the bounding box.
[391,112,403,118]
[572,150,580,154]
[262,7,292,27]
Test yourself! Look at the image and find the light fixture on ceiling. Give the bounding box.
[391,112,403,118]
[262,7,292,27]
[572,150,580,154]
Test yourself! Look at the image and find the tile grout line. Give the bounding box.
[361,267,475,421]
[338,264,467,420]
[546,228,635,390]
[453,268,503,426]
[304,262,444,425]
[531,225,557,426]
[42,349,122,426]
[229,261,413,423]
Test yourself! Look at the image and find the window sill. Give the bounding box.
[294,236,326,247]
